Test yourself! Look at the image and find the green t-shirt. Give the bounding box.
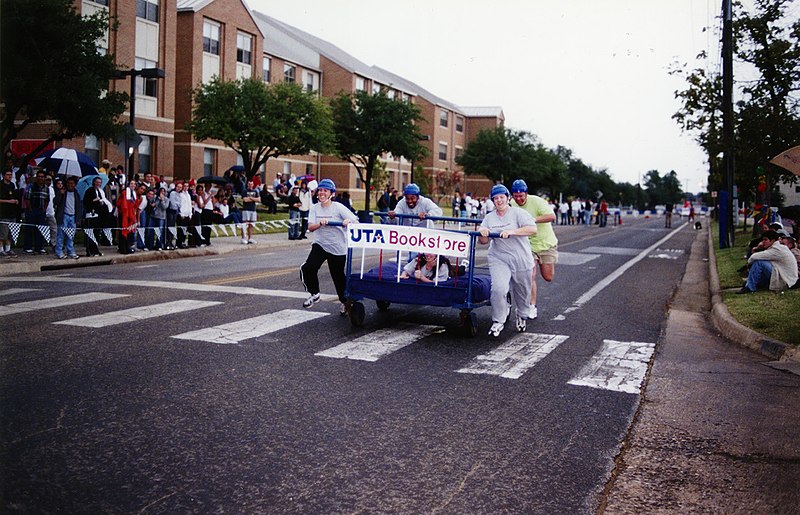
[517,194,558,253]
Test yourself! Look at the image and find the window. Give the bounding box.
[282,161,291,175]
[138,135,152,174]
[135,57,158,98]
[136,0,158,22]
[438,143,447,161]
[85,135,100,166]
[304,71,318,92]
[439,110,448,128]
[203,149,215,177]
[456,116,464,132]
[263,57,271,82]
[372,82,381,95]
[284,64,296,83]
[387,90,396,100]
[236,32,252,65]
[355,77,366,91]
[305,164,314,175]
[90,0,109,5]
[203,20,220,55]
[455,147,463,160]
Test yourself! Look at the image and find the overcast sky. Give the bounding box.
[248,0,723,193]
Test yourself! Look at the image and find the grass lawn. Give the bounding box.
[712,221,800,345]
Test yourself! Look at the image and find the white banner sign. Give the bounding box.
[346,223,470,258]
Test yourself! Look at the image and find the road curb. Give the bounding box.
[706,225,798,363]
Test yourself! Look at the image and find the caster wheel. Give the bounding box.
[349,301,366,327]
[376,300,390,311]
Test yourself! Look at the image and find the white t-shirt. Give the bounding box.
[309,201,359,255]
[480,207,536,271]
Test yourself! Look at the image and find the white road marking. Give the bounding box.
[568,339,656,394]
[557,252,600,266]
[0,292,128,316]
[553,315,566,321]
[0,276,337,301]
[581,246,641,256]
[0,288,40,296]
[456,333,569,379]
[316,323,440,362]
[135,264,159,268]
[572,224,685,308]
[172,308,328,344]
[54,300,222,328]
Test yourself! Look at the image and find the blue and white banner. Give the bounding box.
[346,224,470,258]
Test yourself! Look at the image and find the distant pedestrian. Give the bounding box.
[53,176,82,259]
[665,202,674,228]
[0,169,19,257]
[241,179,259,244]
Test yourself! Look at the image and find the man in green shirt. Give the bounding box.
[511,179,558,319]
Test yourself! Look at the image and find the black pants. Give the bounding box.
[300,243,347,303]
[86,216,102,256]
[177,215,192,247]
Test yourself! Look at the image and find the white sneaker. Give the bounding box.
[241,238,249,245]
[515,316,526,332]
[303,293,321,308]
[488,322,504,337]
[529,305,538,320]
[339,302,349,316]
[247,239,256,244]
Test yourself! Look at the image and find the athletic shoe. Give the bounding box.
[303,293,321,308]
[6,250,16,257]
[515,316,526,332]
[488,322,504,337]
[68,254,79,260]
[247,240,256,245]
[339,302,349,316]
[23,249,33,254]
[56,254,66,260]
[529,305,538,320]
[38,249,47,255]
[241,239,249,245]
[736,287,754,294]
[0,251,6,258]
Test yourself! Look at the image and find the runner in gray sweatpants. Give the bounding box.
[478,184,537,337]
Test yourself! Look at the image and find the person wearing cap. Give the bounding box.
[511,179,557,320]
[300,179,359,315]
[778,230,800,289]
[388,183,442,228]
[478,183,538,336]
[99,159,112,176]
[737,229,798,294]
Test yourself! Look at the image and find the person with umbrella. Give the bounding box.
[83,175,111,256]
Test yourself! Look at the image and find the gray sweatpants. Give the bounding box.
[489,260,532,323]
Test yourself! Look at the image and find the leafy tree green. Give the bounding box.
[187,78,333,180]
[1,0,128,158]
[330,90,427,213]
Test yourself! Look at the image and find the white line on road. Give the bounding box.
[172,308,328,344]
[567,339,656,394]
[456,333,569,379]
[0,292,129,316]
[315,323,440,362]
[572,224,686,308]
[135,264,160,268]
[54,300,222,328]
[0,288,40,296]
[0,276,337,301]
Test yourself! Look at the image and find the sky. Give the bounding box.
[247,0,724,193]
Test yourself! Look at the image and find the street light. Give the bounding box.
[113,67,165,176]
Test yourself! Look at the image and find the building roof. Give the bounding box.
[372,66,463,114]
[252,12,415,95]
[458,106,505,118]
[176,0,264,38]
[252,11,320,71]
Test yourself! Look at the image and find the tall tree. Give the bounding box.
[1,0,128,158]
[330,90,427,213]
[187,78,333,180]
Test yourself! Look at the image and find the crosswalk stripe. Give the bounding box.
[456,333,569,379]
[0,292,128,316]
[171,308,328,344]
[567,339,656,394]
[53,300,223,328]
[315,323,440,362]
[0,288,40,296]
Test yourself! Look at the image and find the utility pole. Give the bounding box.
[720,0,735,248]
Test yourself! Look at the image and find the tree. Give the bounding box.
[1,0,128,158]
[187,78,333,180]
[330,90,427,213]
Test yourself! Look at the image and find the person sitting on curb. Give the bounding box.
[737,229,798,294]
[778,230,800,289]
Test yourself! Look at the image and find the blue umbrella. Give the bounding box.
[35,148,98,177]
[228,165,245,172]
[76,173,109,200]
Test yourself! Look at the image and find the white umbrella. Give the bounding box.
[770,144,800,176]
[35,147,99,177]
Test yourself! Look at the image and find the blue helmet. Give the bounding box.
[317,178,336,192]
[511,179,528,193]
[490,184,510,199]
[403,183,421,196]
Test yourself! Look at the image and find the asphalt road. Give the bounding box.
[1,216,699,513]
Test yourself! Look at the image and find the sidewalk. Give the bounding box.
[602,226,800,512]
[0,230,308,277]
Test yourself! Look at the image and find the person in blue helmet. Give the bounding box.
[387,183,442,228]
[300,179,359,315]
[478,183,537,337]
[511,179,558,320]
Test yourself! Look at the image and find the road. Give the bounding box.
[1,216,698,513]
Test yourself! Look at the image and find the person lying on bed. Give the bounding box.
[400,253,451,283]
